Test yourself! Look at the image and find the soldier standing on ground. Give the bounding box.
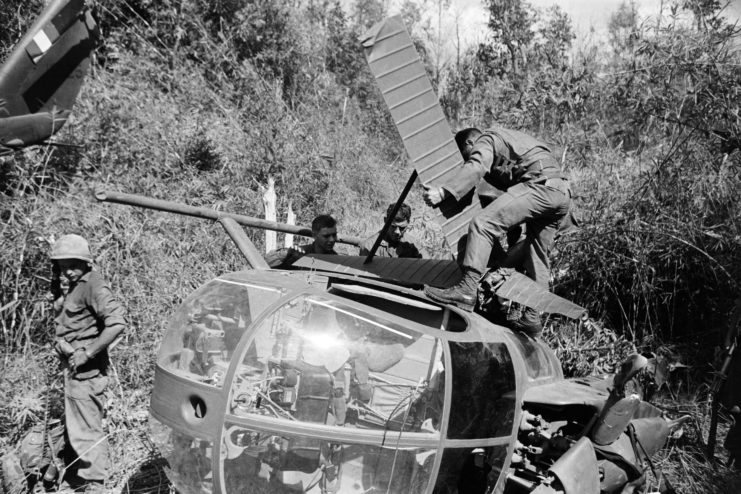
[265,214,338,268]
[50,234,126,493]
[423,126,570,337]
[359,202,424,258]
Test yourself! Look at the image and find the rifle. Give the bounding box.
[707,299,741,459]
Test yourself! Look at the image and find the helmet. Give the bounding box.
[50,234,93,263]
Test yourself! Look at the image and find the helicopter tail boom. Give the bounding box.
[94,189,363,247]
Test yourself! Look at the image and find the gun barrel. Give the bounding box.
[95,190,363,246]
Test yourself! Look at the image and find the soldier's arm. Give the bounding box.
[265,247,290,268]
[441,134,505,200]
[85,280,126,358]
[265,246,307,268]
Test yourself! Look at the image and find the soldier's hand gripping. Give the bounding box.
[70,347,90,372]
[423,185,447,207]
[54,337,75,359]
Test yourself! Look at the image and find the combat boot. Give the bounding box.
[424,268,481,311]
[509,307,543,338]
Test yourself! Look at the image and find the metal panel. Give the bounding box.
[493,269,587,319]
[149,365,225,441]
[522,379,609,408]
[360,16,483,253]
[291,254,462,288]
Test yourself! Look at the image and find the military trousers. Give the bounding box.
[64,371,109,481]
[462,179,570,286]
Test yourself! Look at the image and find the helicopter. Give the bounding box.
[91,15,686,494]
[0,0,98,156]
[93,188,682,494]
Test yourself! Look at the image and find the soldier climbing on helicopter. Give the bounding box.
[423,126,571,337]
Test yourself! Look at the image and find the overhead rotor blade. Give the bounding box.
[360,16,485,256]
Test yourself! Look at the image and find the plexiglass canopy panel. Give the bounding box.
[504,332,561,381]
[150,417,216,494]
[157,278,283,387]
[448,342,516,439]
[151,276,286,494]
[222,432,436,494]
[226,294,444,431]
[220,294,445,493]
[151,279,520,493]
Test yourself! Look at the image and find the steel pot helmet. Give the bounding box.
[50,234,93,263]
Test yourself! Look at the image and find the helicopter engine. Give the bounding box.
[505,398,674,494]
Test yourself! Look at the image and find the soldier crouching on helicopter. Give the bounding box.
[50,234,126,493]
[422,126,570,337]
[265,214,338,268]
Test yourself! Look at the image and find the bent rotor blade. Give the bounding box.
[360,16,483,254]
[493,270,586,319]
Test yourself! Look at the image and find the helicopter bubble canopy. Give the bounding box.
[156,277,285,387]
[149,272,519,493]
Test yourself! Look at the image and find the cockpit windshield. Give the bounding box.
[218,293,445,493]
[157,279,283,387]
[227,293,445,434]
[152,289,519,494]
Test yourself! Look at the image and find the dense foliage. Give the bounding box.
[441,0,741,340]
[1,0,740,491]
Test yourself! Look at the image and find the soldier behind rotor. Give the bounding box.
[359,202,425,258]
[265,214,338,268]
[49,234,126,493]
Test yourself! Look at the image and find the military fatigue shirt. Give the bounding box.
[444,126,563,200]
[358,232,423,259]
[55,270,126,379]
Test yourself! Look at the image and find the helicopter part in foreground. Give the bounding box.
[146,270,519,494]
[507,352,686,494]
[94,189,363,247]
[478,268,587,320]
[0,0,98,154]
[139,266,680,494]
[508,403,675,494]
